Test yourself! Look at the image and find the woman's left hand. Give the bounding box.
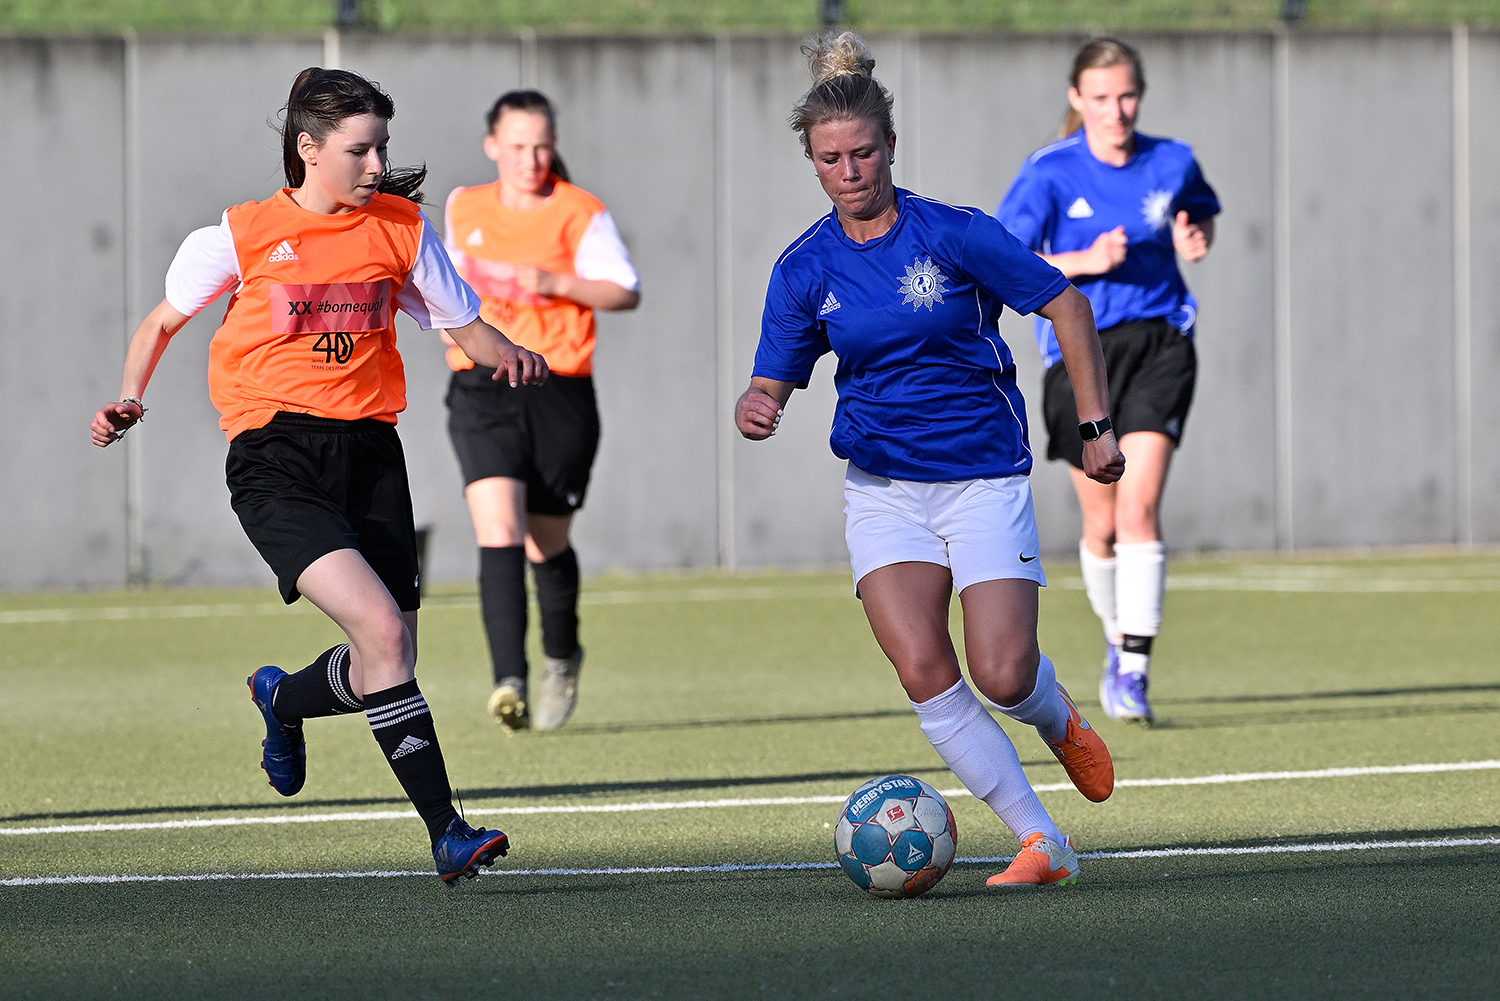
[1172,211,1213,262]
[513,264,561,298]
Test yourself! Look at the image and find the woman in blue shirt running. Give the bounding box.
[997,38,1220,726]
[736,31,1125,889]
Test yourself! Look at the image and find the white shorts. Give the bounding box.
[843,463,1046,593]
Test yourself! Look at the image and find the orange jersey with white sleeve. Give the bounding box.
[443,177,639,377]
[164,189,481,442]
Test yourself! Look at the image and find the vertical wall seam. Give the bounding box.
[1272,29,1295,552]
[903,33,920,192]
[322,28,341,69]
[519,28,538,88]
[714,36,736,569]
[122,30,145,586]
[1452,23,1474,547]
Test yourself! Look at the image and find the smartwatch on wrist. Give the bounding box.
[1078,416,1112,442]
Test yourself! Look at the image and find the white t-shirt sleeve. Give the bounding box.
[397,211,483,330]
[574,210,640,292]
[163,212,241,316]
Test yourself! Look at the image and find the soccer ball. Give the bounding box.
[834,774,957,899]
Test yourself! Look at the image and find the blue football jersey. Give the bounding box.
[996,131,1219,368]
[753,189,1069,482]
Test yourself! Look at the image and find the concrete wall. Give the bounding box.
[0,30,1491,589]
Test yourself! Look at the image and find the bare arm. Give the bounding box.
[91,298,192,447]
[1042,226,1128,279]
[1035,285,1125,484]
[514,267,640,311]
[444,316,549,386]
[735,377,796,441]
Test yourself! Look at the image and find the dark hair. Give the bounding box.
[281,67,426,203]
[1059,38,1146,138]
[484,89,571,184]
[789,30,895,159]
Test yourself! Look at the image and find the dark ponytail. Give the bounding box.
[484,89,571,184]
[281,67,427,203]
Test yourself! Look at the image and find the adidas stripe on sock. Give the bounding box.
[911,678,1062,845]
[365,680,458,846]
[272,644,362,725]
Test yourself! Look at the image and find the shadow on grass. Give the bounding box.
[561,706,914,735]
[4,764,1016,824]
[1147,699,1500,730]
[1158,681,1500,706]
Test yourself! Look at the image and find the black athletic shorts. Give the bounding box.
[226,412,421,610]
[1043,317,1197,469]
[445,367,600,517]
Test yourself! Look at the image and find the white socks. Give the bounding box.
[977,654,1070,746]
[1078,540,1118,641]
[1115,540,1166,677]
[911,678,1061,845]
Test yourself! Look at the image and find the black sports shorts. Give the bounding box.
[226,412,421,610]
[445,366,600,517]
[1042,317,1197,469]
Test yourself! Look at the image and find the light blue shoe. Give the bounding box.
[1098,641,1121,718]
[1103,665,1155,726]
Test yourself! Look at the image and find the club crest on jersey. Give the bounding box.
[898,257,948,311]
[1142,189,1174,231]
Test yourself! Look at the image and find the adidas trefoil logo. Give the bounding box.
[1066,197,1094,219]
[268,240,299,262]
[465,228,484,246]
[818,291,841,316]
[390,734,430,760]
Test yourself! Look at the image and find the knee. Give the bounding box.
[1115,498,1160,541]
[365,612,414,667]
[476,523,526,548]
[969,650,1040,708]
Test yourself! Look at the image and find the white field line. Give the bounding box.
[4,760,1496,838]
[8,570,1500,624]
[5,835,1499,888]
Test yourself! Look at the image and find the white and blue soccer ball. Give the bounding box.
[834,774,957,899]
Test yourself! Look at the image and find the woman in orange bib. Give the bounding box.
[90,68,546,885]
[443,91,640,733]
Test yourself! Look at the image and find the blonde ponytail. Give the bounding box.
[789,30,894,159]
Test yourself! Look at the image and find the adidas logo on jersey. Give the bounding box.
[466,228,484,246]
[268,240,298,262]
[818,292,841,316]
[390,734,430,760]
[1066,197,1094,219]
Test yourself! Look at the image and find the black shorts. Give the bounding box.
[1043,317,1197,469]
[226,413,421,610]
[445,367,600,517]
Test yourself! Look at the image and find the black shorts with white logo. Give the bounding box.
[1042,317,1197,470]
[445,367,600,517]
[225,413,421,610]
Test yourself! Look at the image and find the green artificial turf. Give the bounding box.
[2,553,1499,998]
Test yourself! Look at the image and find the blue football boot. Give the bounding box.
[434,816,510,885]
[248,666,306,796]
[1098,640,1122,718]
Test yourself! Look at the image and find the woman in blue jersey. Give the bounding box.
[736,31,1125,889]
[996,38,1219,726]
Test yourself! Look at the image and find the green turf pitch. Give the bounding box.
[3,553,1499,998]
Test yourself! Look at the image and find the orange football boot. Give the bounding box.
[1047,685,1114,802]
[986,833,1079,888]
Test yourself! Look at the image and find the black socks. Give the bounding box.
[364,680,458,846]
[531,547,580,660]
[271,644,363,725]
[479,546,528,686]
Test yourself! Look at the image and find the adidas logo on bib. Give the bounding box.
[268,240,298,262]
[466,228,484,246]
[819,291,841,316]
[1066,197,1094,219]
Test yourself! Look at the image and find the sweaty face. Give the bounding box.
[302,113,390,210]
[485,110,555,195]
[807,117,896,222]
[1069,64,1140,153]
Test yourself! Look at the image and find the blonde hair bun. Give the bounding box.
[803,30,876,85]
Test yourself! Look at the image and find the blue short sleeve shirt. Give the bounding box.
[753,189,1070,482]
[996,131,1220,367]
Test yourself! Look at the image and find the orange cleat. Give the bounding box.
[1047,685,1114,802]
[986,833,1079,888]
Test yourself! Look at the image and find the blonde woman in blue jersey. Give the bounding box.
[736,31,1125,889]
[997,38,1220,726]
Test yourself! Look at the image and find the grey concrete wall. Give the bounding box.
[1,30,1492,589]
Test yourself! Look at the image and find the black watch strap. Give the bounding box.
[1078,416,1112,441]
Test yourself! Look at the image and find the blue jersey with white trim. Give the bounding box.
[753,188,1070,482]
[996,131,1219,368]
